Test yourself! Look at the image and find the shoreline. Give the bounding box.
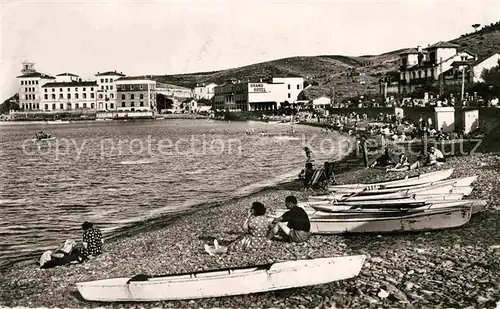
[0,154,498,308]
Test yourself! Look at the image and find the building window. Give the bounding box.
[91,87,94,91]
[68,103,72,109]
[36,81,38,84]
[297,84,300,90]
[106,86,109,90]
[52,88,55,92]
[130,85,134,90]
[75,88,78,91]
[67,94,71,99]
[60,104,64,109]
[140,101,144,106]
[60,88,63,92]
[75,103,79,109]
[21,81,24,85]
[130,101,134,107]
[140,94,144,99]
[83,93,87,99]
[44,89,47,92]
[110,85,113,90]
[59,94,63,99]
[418,71,422,78]
[44,94,48,99]
[99,94,103,99]
[67,88,70,91]
[131,94,134,99]
[91,103,95,109]
[122,102,125,107]
[122,85,126,90]
[101,79,104,83]
[83,103,87,108]
[75,93,79,99]
[110,103,114,109]
[121,94,125,99]
[105,78,108,83]
[44,104,48,110]
[140,85,144,90]
[52,104,55,110]
[110,93,114,99]
[52,94,56,99]
[288,84,290,90]
[90,93,94,98]
[101,86,105,90]
[288,93,291,98]
[83,87,86,91]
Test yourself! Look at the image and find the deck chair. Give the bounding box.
[307,168,329,189]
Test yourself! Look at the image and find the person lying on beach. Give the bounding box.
[369,148,394,168]
[39,239,84,269]
[427,146,446,166]
[204,202,270,255]
[385,153,409,172]
[82,221,103,259]
[267,196,311,243]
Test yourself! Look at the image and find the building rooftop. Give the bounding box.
[399,48,420,55]
[41,81,98,88]
[115,76,155,81]
[425,41,460,50]
[56,73,79,77]
[95,71,126,76]
[16,72,55,79]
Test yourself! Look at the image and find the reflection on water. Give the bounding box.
[0,120,349,269]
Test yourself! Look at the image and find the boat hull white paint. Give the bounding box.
[310,207,472,234]
[76,255,366,302]
[328,169,453,190]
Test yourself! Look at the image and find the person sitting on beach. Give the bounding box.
[204,202,270,255]
[386,153,411,172]
[298,162,315,188]
[82,221,103,259]
[267,196,311,243]
[427,146,446,166]
[39,239,84,269]
[369,148,394,168]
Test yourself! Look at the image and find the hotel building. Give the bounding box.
[115,76,157,112]
[16,62,55,110]
[192,83,217,100]
[213,77,304,111]
[40,72,97,111]
[95,71,126,111]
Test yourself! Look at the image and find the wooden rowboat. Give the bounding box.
[308,193,465,202]
[76,255,366,302]
[327,176,477,195]
[309,206,472,234]
[328,169,453,191]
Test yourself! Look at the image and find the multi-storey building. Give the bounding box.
[192,83,217,100]
[40,78,97,111]
[95,71,126,111]
[16,62,55,110]
[115,76,157,112]
[398,42,476,94]
[213,77,304,111]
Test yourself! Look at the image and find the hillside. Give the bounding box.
[154,21,500,100]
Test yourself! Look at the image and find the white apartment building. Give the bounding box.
[115,76,157,112]
[192,83,217,100]
[16,62,55,110]
[95,71,126,111]
[213,76,304,111]
[40,80,97,111]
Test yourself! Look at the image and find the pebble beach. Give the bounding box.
[1,151,499,308]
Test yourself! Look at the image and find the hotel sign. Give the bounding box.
[249,83,267,93]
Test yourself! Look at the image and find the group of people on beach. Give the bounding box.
[39,221,103,269]
[204,195,311,255]
[370,146,446,172]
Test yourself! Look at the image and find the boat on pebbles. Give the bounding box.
[76,255,366,302]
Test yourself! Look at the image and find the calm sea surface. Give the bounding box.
[0,119,350,269]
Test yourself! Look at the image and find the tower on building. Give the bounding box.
[21,61,36,74]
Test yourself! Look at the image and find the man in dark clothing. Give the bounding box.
[268,196,311,243]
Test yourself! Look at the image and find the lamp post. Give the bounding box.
[460,65,466,101]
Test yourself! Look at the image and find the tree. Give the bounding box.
[472,24,481,32]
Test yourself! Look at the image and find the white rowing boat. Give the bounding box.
[308,192,465,203]
[309,206,472,234]
[328,169,453,191]
[327,176,477,195]
[76,255,367,302]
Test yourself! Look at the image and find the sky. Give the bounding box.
[1,0,499,102]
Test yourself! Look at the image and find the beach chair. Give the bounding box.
[307,168,329,189]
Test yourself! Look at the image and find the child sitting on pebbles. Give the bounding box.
[204,202,270,255]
